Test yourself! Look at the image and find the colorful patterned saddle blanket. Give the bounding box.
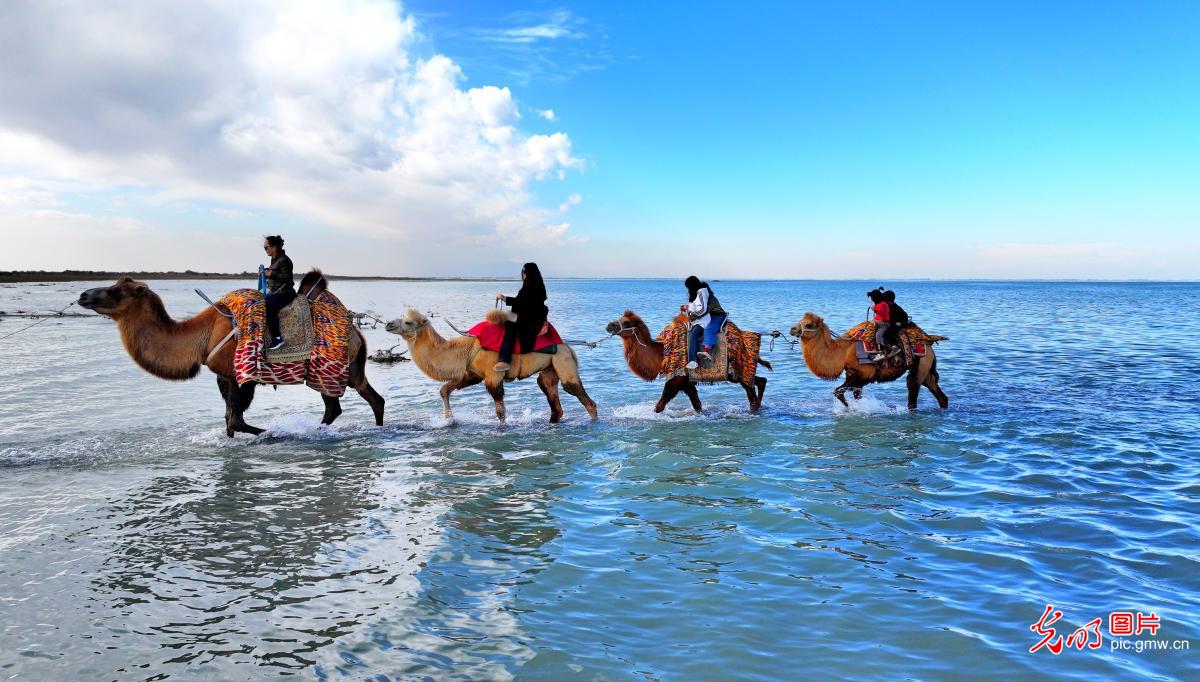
[465,320,563,354]
[218,289,354,397]
[656,315,763,383]
[841,321,946,368]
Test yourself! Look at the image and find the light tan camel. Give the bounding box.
[789,312,948,410]
[77,273,385,436]
[385,309,597,423]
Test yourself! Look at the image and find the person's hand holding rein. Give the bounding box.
[495,292,505,302]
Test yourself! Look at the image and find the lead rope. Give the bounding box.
[0,300,77,340]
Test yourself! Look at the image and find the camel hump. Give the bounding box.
[485,308,517,325]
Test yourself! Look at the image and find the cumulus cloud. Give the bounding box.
[0,0,582,272]
[539,109,557,121]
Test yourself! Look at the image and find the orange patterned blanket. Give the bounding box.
[656,315,762,383]
[218,289,354,397]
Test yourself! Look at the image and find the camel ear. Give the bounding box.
[117,275,134,284]
[131,282,148,295]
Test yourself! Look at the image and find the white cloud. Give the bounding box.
[0,0,582,272]
[559,193,582,212]
[538,109,556,121]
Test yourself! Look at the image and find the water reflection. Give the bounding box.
[92,451,383,672]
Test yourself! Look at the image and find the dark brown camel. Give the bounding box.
[77,271,385,436]
[605,310,769,413]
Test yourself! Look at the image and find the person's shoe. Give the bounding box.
[269,336,286,350]
[493,361,512,372]
[685,360,698,370]
[886,346,902,357]
[870,353,886,362]
[697,347,712,361]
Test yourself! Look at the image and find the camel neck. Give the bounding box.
[116,300,215,381]
[802,327,851,380]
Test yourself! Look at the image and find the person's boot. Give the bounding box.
[269,336,286,350]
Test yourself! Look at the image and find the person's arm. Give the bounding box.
[687,289,709,318]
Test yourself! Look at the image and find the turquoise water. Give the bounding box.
[0,279,1196,679]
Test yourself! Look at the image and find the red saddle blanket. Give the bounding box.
[466,320,563,354]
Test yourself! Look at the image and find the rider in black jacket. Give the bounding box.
[493,262,549,372]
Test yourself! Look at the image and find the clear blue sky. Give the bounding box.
[412,1,1200,277]
[1,1,1197,278]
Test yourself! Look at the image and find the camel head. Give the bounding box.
[789,312,825,339]
[604,310,646,337]
[78,276,158,319]
[297,268,327,300]
[385,309,429,339]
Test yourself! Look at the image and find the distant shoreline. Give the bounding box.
[0,270,512,283]
[0,271,1195,284]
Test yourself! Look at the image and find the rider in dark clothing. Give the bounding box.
[882,290,908,347]
[493,262,549,372]
[262,235,295,350]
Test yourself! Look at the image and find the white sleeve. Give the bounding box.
[687,288,708,315]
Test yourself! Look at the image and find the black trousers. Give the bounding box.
[498,320,542,363]
[265,286,296,340]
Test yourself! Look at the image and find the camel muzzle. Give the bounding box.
[605,320,621,335]
[77,288,106,310]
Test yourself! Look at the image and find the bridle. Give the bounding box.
[301,275,325,300]
[397,319,428,337]
[611,319,649,347]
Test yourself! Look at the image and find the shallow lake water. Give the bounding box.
[0,278,1196,679]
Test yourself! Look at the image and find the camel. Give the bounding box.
[77,272,385,436]
[604,310,770,413]
[385,309,597,424]
[788,312,948,410]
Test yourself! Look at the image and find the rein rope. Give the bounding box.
[0,300,77,340]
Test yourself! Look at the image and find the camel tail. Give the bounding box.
[757,357,773,371]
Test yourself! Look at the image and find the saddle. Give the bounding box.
[216,289,354,396]
[465,308,563,355]
[687,320,732,383]
[264,296,314,363]
[842,321,943,368]
[656,316,763,384]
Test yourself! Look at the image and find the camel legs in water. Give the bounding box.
[741,376,768,412]
[680,381,702,412]
[349,345,386,425]
[537,369,565,424]
[217,376,264,437]
[484,376,506,422]
[909,356,949,410]
[560,377,599,421]
[656,376,697,413]
[438,375,482,420]
[320,395,342,425]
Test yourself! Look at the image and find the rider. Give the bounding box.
[868,287,891,361]
[262,235,295,350]
[882,290,909,348]
[493,262,549,373]
[683,276,727,370]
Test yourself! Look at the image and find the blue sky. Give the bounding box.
[1,1,1197,278]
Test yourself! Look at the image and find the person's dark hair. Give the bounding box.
[867,287,885,303]
[685,275,711,302]
[265,235,285,249]
[883,290,896,303]
[520,262,547,302]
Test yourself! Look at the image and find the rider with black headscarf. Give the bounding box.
[493,262,549,372]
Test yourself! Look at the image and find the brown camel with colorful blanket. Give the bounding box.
[789,312,948,409]
[605,311,770,413]
[77,272,384,436]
